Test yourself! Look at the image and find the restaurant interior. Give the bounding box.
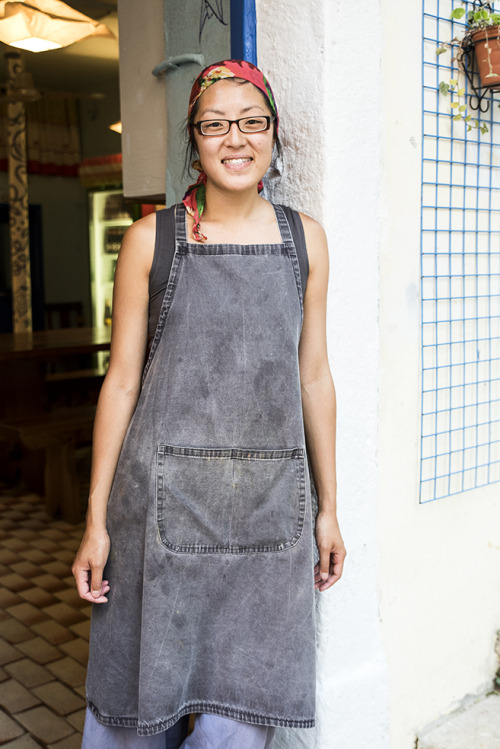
[0,2,130,744]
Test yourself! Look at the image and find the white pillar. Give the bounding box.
[256,1,390,747]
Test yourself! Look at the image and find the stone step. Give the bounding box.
[417,693,500,749]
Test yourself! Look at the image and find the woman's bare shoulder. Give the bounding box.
[118,212,157,275]
[298,212,328,271]
[298,212,326,240]
[123,211,157,244]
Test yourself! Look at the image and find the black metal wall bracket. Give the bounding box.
[460,36,497,113]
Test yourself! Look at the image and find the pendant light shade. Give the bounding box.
[0,0,115,53]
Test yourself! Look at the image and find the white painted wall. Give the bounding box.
[378,1,500,747]
[257,1,390,748]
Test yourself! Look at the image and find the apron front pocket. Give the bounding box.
[156,445,306,554]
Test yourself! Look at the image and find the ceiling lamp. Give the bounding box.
[0,0,114,53]
[109,120,121,134]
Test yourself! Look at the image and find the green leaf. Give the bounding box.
[464,114,472,121]
[450,78,458,86]
[492,14,500,25]
[451,7,466,19]
[459,104,467,112]
[450,102,459,108]
[467,125,472,131]
[436,46,447,55]
[453,114,462,120]
[458,87,465,96]
[439,81,450,95]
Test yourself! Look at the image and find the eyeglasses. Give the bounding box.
[192,116,275,136]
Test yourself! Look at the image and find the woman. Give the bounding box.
[73,59,345,749]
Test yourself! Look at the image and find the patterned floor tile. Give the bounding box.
[0,618,33,644]
[0,589,23,610]
[0,640,23,666]
[53,588,88,610]
[59,639,88,667]
[29,575,66,594]
[17,549,53,564]
[9,562,43,579]
[18,588,59,609]
[0,575,32,593]
[2,733,43,748]
[14,705,74,744]
[1,479,89,747]
[0,678,40,712]
[16,637,62,665]
[68,620,90,641]
[6,603,47,626]
[33,681,85,716]
[1,539,28,552]
[0,707,24,742]
[42,605,85,628]
[65,708,85,732]
[46,657,86,689]
[4,658,54,688]
[31,621,75,646]
[48,733,82,749]
[0,550,21,566]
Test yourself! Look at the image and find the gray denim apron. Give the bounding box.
[86,204,316,736]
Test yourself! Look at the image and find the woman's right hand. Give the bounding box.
[72,527,111,603]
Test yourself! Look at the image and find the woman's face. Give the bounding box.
[192,79,274,196]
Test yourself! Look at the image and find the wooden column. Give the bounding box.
[6,52,32,332]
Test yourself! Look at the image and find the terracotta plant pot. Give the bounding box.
[471,26,500,89]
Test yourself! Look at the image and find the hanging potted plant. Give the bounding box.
[437,3,500,132]
[459,5,500,88]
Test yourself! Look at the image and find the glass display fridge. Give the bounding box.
[88,188,134,369]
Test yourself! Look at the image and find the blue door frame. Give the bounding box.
[230,0,257,64]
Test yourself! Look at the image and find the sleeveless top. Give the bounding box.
[148,204,309,339]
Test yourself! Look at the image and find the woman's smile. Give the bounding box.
[221,155,253,169]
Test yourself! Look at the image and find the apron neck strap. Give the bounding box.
[273,204,294,245]
[175,204,188,244]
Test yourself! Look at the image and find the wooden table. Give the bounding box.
[0,326,111,362]
[0,327,111,418]
[0,327,111,521]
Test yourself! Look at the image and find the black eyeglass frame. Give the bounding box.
[191,116,276,136]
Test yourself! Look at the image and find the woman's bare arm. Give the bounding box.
[299,214,346,592]
[72,213,156,603]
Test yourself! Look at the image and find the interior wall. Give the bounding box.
[0,86,121,326]
[0,173,91,324]
[79,91,121,160]
[378,1,500,746]
[257,1,390,748]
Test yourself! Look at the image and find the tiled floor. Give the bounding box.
[0,464,89,748]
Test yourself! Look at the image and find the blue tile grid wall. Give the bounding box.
[421,0,500,501]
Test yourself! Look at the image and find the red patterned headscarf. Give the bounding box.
[182,60,279,242]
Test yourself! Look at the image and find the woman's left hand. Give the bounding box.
[314,511,346,592]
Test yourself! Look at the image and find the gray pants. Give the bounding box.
[82,708,276,749]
